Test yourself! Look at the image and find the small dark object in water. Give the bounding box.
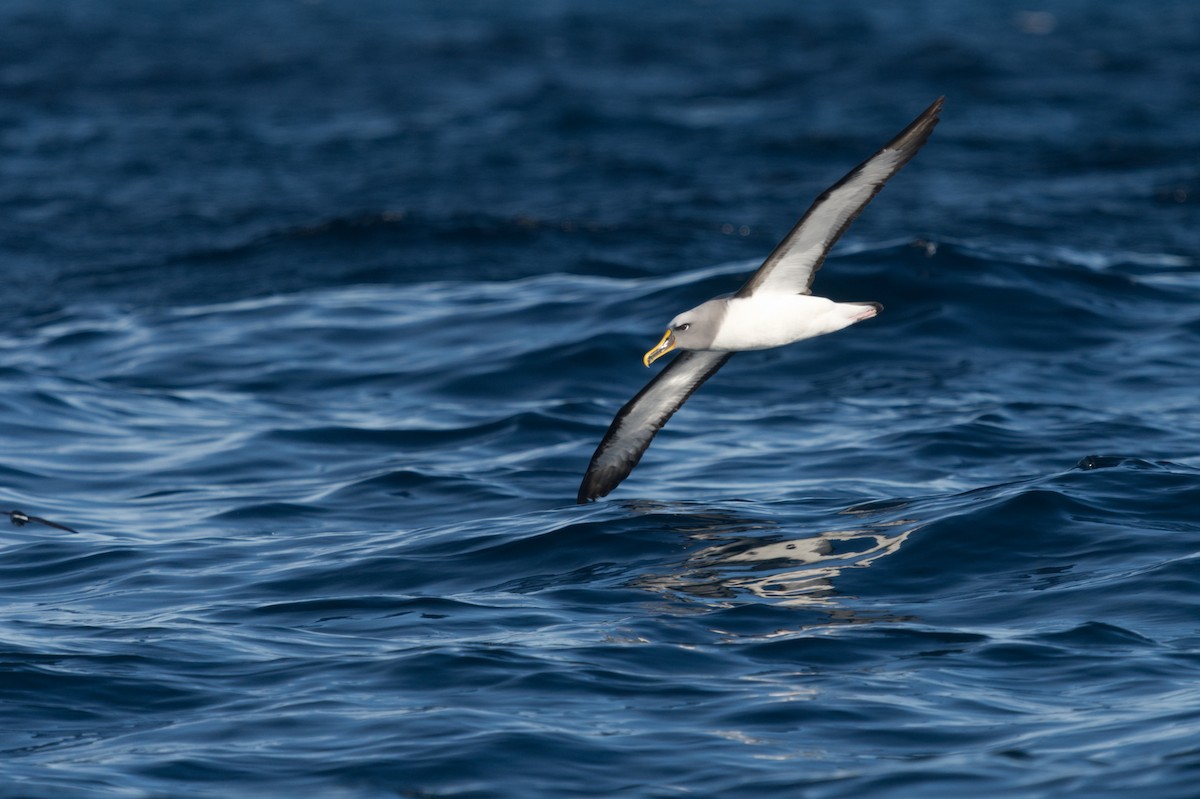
[8,509,79,533]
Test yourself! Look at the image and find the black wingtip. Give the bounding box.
[576,470,597,503]
[919,96,946,121]
[888,96,944,155]
[576,471,611,504]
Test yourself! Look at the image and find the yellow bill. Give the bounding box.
[642,329,676,367]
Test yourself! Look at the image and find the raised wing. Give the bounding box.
[735,97,943,299]
[577,350,732,503]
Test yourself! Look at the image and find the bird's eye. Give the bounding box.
[677,323,690,332]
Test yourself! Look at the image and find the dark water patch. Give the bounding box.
[209,502,329,524]
[270,421,516,449]
[0,542,141,593]
[0,655,205,719]
[741,626,991,669]
[1035,620,1157,649]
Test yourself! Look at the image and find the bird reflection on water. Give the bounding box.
[626,500,919,609]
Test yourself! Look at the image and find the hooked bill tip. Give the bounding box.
[643,330,675,367]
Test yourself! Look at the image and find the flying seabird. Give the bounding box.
[577,97,943,503]
[8,508,78,533]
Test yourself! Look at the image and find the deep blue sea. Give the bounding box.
[2,2,1199,797]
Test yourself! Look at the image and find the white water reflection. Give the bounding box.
[634,503,919,607]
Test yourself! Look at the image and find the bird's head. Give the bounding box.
[642,300,724,366]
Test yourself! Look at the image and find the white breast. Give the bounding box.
[708,295,875,351]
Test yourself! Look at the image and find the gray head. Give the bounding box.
[642,299,727,366]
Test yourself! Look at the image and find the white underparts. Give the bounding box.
[706,295,877,351]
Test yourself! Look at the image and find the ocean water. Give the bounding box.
[2,1,1200,797]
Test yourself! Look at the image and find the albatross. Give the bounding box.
[577,97,943,503]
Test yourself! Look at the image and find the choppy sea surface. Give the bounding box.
[3,2,1199,797]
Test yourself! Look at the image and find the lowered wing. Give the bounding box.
[577,350,732,503]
